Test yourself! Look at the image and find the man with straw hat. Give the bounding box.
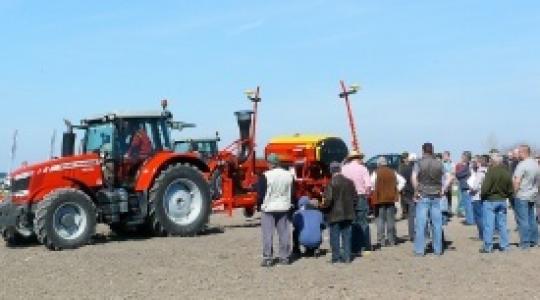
[341,150,372,256]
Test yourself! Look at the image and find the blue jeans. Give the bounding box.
[351,195,371,253]
[329,221,352,262]
[514,199,539,248]
[414,197,443,255]
[482,200,509,251]
[461,190,475,225]
[457,189,464,214]
[472,200,484,239]
[440,197,449,225]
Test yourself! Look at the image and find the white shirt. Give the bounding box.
[467,167,486,201]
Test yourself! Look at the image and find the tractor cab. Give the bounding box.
[61,109,175,190]
[82,114,172,159]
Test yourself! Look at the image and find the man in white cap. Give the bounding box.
[341,150,372,255]
[257,153,295,267]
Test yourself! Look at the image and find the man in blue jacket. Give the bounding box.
[293,196,325,257]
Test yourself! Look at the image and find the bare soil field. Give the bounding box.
[1,210,539,300]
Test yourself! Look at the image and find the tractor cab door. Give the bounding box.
[116,118,171,187]
[83,122,116,188]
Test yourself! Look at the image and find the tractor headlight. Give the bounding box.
[11,171,32,197]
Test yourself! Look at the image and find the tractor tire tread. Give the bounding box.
[33,188,96,251]
[148,163,210,237]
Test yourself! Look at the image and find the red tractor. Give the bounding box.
[0,102,213,250]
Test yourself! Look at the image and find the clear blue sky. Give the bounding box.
[1,0,539,171]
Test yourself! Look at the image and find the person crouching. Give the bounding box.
[322,162,357,264]
[293,196,325,257]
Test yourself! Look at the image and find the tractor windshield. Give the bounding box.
[119,118,172,159]
[85,123,114,154]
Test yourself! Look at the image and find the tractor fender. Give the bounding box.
[31,178,97,205]
[134,152,210,192]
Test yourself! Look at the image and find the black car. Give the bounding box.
[365,153,402,173]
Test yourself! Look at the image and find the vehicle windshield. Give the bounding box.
[174,140,217,156]
[198,141,217,154]
[85,123,114,153]
[174,142,192,153]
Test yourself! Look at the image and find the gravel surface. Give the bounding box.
[1,209,539,300]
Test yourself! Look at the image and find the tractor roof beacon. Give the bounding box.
[0,101,212,250]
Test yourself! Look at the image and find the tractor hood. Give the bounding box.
[9,153,102,202]
[10,153,101,180]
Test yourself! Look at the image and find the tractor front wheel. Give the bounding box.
[149,163,211,236]
[2,229,35,247]
[34,188,97,250]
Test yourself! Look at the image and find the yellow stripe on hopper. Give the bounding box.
[269,134,333,144]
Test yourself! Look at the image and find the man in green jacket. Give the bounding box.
[480,153,514,253]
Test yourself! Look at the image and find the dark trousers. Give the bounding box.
[446,189,453,212]
[401,194,415,240]
[376,203,397,245]
[400,196,408,216]
[261,212,291,259]
[352,195,371,254]
[329,221,352,262]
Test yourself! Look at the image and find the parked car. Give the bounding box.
[365,153,402,173]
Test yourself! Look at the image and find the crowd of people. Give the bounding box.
[256,143,540,267]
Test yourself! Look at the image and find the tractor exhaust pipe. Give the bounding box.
[61,132,75,157]
[234,110,254,164]
[62,119,76,157]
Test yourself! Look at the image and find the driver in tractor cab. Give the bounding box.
[126,123,152,159]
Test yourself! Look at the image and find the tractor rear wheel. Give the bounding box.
[149,163,211,236]
[34,188,97,250]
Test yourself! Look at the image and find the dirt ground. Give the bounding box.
[1,208,539,300]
